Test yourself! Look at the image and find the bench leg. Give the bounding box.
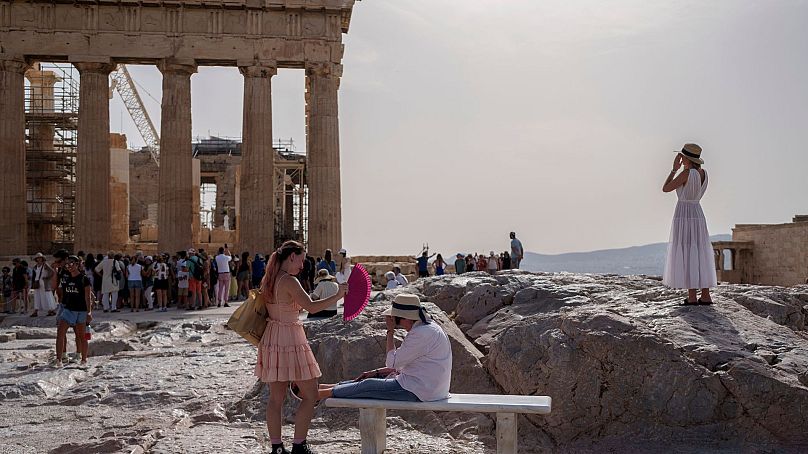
[359,407,386,454]
[496,412,517,454]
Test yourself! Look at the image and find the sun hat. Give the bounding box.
[33,252,45,260]
[675,143,704,164]
[315,269,335,283]
[339,248,347,255]
[383,293,429,322]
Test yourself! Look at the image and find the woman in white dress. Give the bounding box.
[662,143,717,305]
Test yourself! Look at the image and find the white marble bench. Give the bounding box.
[324,393,552,454]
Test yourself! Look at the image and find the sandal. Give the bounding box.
[680,299,699,306]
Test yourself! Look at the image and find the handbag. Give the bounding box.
[226,289,268,347]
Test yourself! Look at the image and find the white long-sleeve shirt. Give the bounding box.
[385,321,452,402]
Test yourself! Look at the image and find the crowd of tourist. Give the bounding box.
[384,231,526,289]
[1,245,358,317]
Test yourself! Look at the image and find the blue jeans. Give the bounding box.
[332,378,420,402]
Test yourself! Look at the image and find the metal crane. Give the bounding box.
[109,64,160,164]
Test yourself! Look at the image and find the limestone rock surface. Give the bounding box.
[1,271,807,453]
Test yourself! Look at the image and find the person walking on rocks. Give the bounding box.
[55,255,92,368]
[255,240,347,454]
[510,232,524,269]
[662,143,717,305]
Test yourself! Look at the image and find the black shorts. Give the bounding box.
[154,279,169,290]
[418,270,429,278]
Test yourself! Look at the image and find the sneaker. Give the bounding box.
[291,440,315,454]
[270,444,290,454]
[224,303,230,308]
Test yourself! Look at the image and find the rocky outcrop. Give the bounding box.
[1,271,807,452]
[412,272,808,451]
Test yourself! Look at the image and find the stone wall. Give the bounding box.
[733,221,808,286]
[110,141,130,249]
[128,152,159,236]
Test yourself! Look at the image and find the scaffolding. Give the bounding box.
[274,146,308,248]
[190,136,308,248]
[24,63,79,254]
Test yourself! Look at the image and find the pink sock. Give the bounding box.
[293,438,305,444]
[270,438,282,445]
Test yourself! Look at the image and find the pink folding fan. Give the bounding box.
[344,264,372,321]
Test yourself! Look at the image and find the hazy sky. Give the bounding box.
[110,0,808,256]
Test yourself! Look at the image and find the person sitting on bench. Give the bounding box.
[318,293,452,402]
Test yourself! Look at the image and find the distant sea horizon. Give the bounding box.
[521,234,731,276]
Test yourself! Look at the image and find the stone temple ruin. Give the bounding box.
[713,214,808,287]
[0,0,359,257]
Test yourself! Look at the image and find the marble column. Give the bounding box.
[238,63,277,253]
[157,60,197,254]
[305,62,342,256]
[74,61,116,253]
[0,55,29,256]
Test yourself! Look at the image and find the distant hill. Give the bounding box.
[521,234,731,276]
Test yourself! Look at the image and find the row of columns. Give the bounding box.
[0,54,342,257]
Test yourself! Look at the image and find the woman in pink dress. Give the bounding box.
[255,240,346,454]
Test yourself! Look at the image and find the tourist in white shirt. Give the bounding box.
[213,246,232,307]
[309,269,339,317]
[316,293,452,402]
[385,271,400,290]
[127,260,144,312]
[393,266,408,287]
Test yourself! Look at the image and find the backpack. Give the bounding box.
[191,257,204,281]
[111,260,123,282]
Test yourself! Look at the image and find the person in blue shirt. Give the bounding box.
[252,253,266,288]
[317,249,337,275]
[415,251,435,278]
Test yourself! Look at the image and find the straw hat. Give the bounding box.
[383,293,423,321]
[315,269,335,283]
[675,143,704,165]
[33,252,45,261]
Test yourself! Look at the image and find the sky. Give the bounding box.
[110,0,808,256]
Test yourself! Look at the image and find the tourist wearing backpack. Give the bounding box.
[95,251,123,312]
[186,248,204,310]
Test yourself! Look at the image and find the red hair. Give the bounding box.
[260,240,305,302]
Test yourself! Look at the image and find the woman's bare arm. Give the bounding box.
[282,275,346,313]
[663,154,687,193]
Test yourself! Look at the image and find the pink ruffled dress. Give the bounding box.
[254,285,322,383]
